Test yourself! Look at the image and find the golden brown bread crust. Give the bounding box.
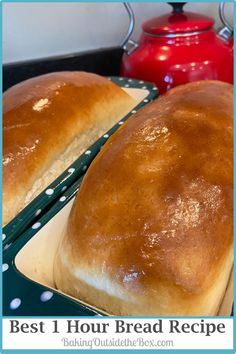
[3,71,135,225]
[54,80,233,316]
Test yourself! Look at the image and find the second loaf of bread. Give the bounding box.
[54,80,233,316]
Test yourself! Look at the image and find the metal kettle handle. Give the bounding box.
[121,2,233,52]
[218,2,233,40]
[120,3,139,55]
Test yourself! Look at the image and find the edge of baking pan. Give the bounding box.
[3,77,158,247]
[3,176,104,316]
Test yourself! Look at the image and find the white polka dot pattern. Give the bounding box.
[59,196,66,202]
[32,222,41,230]
[45,188,54,195]
[2,263,9,272]
[40,291,53,302]
[4,243,11,251]
[10,298,21,310]
[35,209,42,216]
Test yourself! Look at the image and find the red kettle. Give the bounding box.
[120,2,233,93]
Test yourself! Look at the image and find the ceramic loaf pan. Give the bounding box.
[3,77,158,247]
[3,175,234,316]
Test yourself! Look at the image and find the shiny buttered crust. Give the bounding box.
[54,81,233,316]
[3,71,135,225]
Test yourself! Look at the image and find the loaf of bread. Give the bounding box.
[54,80,233,316]
[3,71,136,225]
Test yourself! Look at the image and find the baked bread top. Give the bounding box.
[3,71,135,225]
[54,80,233,316]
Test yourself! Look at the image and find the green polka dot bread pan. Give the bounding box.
[3,77,158,249]
[2,170,233,316]
[3,176,101,316]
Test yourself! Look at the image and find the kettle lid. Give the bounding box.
[142,2,214,35]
